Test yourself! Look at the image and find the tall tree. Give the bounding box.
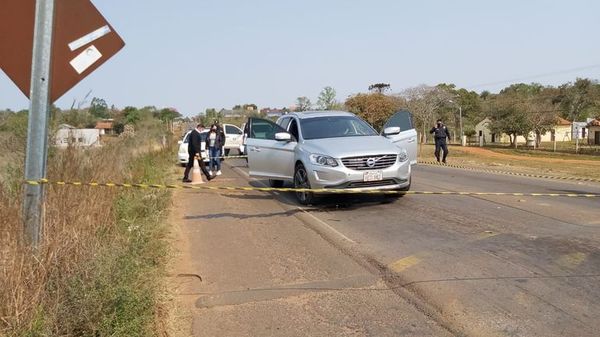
[295,97,312,111]
[399,85,453,143]
[317,86,339,110]
[345,93,404,130]
[89,97,109,119]
[368,83,391,94]
[557,78,596,122]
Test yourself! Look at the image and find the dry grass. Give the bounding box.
[419,144,600,180]
[0,120,174,336]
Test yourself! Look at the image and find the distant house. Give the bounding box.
[95,119,114,135]
[475,117,573,145]
[587,119,600,145]
[260,108,286,118]
[55,124,101,148]
[219,109,243,118]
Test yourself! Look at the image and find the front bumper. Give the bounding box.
[307,160,411,190]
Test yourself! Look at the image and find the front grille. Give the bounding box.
[341,154,397,171]
[346,179,398,188]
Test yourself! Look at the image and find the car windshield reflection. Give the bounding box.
[301,116,378,140]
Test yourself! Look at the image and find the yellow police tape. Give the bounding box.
[23,179,600,197]
[212,156,600,183]
[418,160,600,183]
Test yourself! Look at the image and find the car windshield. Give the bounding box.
[300,116,378,140]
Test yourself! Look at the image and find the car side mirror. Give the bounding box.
[177,140,183,145]
[383,126,401,136]
[275,132,292,142]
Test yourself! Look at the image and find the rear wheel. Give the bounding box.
[294,163,316,205]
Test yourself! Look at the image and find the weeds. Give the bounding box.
[0,122,174,336]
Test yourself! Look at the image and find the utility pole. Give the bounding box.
[22,0,55,247]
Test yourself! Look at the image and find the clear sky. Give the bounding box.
[1,0,599,116]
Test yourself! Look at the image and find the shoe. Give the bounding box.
[208,170,213,176]
[216,170,222,176]
[442,160,447,164]
[182,178,192,183]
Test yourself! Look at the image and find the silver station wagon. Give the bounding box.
[245,111,417,204]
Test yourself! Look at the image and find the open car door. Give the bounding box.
[382,110,418,165]
[245,118,296,179]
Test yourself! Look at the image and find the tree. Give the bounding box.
[368,83,391,94]
[487,97,532,148]
[121,106,141,125]
[557,78,596,122]
[89,97,109,119]
[295,97,312,111]
[345,93,404,130]
[317,86,340,110]
[399,85,453,143]
[158,108,181,122]
[243,104,258,111]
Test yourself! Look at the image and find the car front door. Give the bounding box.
[246,118,296,179]
[383,110,418,165]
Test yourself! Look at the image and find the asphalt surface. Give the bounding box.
[172,158,600,337]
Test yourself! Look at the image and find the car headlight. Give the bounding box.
[309,154,338,167]
[398,149,408,162]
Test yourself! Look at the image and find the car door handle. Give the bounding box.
[407,138,416,143]
[251,146,261,152]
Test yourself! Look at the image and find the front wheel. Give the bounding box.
[294,164,316,205]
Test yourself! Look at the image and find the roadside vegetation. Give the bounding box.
[0,108,175,336]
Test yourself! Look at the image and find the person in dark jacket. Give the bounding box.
[182,124,213,182]
[430,119,451,163]
[207,124,225,176]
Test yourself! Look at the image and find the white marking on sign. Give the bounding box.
[69,45,102,74]
[68,25,111,51]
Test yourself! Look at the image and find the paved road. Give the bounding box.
[220,159,600,337]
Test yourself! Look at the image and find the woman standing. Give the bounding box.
[207,124,224,176]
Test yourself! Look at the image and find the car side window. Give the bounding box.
[249,118,286,140]
[183,132,190,143]
[288,119,299,141]
[383,111,414,132]
[278,117,291,130]
[225,125,242,135]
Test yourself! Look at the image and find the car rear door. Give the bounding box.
[246,118,296,179]
[383,110,418,165]
[224,124,243,149]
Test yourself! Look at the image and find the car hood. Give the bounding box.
[302,136,399,158]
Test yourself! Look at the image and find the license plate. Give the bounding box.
[363,170,383,182]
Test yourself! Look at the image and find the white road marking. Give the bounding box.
[297,207,357,243]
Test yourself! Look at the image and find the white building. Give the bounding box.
[55,124,101,148]
[475,117,573,145]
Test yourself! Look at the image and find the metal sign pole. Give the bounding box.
[23,0,55,247]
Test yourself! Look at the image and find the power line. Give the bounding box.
[467,64,600,90]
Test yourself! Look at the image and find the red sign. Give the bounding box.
[0,0,125,102]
